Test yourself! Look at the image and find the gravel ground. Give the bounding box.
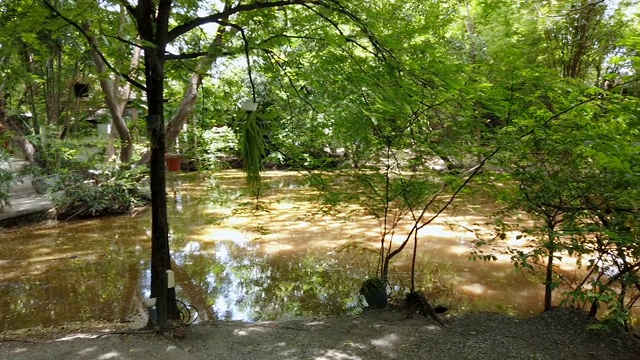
[1,308,639,360]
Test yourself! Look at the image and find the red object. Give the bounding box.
[165,155,182,172]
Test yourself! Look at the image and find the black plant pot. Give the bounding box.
[360,278,388,309]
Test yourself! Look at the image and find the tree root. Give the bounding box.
[405,291,446,326]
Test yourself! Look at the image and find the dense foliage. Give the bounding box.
[50,166,150,219]
[0,151,14,209]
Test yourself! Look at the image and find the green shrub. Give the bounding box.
[0,151,15,211]
[51,166,150,219]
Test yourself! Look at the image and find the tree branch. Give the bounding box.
[105,34,143,49]
[215,20,256,101]
[167,0,320,43]
[318,0,395,61]
[40,0,146,91]
[301,4,378,58]
[164,52,208,60]
[116,0,136,17]
[262,48,321,114]
[258,33,324,45]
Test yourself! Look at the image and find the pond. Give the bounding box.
[0,171,550,332]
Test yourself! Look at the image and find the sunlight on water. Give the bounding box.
[0,170,563,332]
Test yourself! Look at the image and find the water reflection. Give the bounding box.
[1,171,548,332]
[172,227,367,322]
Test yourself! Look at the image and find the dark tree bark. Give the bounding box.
[134,0,179,328]
[544,247,555,311]
[543,217,559,312]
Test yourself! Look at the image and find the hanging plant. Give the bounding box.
[240,109,266,204]
[236,21,265,205]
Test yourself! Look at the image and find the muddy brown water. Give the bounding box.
[0,171,553,332]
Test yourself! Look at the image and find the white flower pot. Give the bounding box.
[241,101,258,112]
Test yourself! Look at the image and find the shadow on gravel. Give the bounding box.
[1,309,639,360]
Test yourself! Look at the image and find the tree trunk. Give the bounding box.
[145,70,172,328]
[137,68,205,166]
[22,43,41,135]
[44,59,59,125]
[137,0,179,329]
[107,6,141,161]
[544,225,556,311]
[137,24,227,166]
[85,21,134,163]
[0,96,37,163]
[164,66,205,152]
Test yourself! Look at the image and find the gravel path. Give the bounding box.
[1,308,639,360]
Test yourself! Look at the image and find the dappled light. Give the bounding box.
[233,326,269,336]
[97,351,121,359]
[195,227,250,245]
[370,333,402,356]
[314,349,364,360]
[0,171,593,331]
[56,333,99,341]
[461,283,490,296]
[76,346,97,355]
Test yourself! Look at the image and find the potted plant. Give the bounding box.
[165,153,182,172]
[359,277,388,308]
